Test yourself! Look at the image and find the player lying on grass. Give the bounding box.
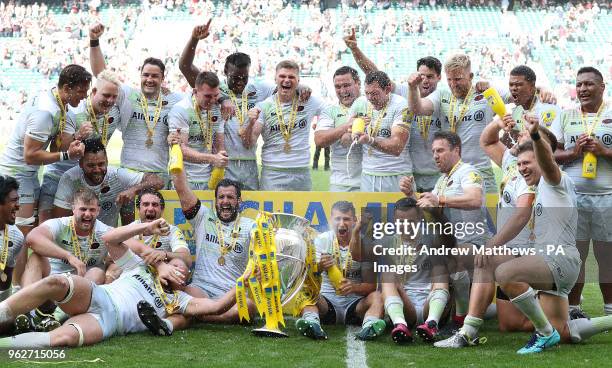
[295,201,385,341]
[0,218,235,347]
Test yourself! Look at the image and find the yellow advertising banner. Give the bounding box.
[160,190,498,253]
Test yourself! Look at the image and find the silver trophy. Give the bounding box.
[252,213,315,337]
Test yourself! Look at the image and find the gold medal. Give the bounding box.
[140,92,163,149]
[283,142,291,153]
[218,256,226,266]
[0,272,6,283]
[146,135,154,148]
[215,215,241,268]
[529,232,535,241]
[238,127,245,136]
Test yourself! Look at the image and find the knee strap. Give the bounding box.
[56,273,76,304]
[68,323,84,347]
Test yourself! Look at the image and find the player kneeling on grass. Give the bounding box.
[15,187,112,333]
[0,218,235,347]
[296,201,385,341]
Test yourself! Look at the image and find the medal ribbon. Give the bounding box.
[148,265,179,314]
[192,96,215,152]
[332,236,352,278]
[0,225,9,271]
[228,89,248,127]
[275,94,299,149]
[215,215,241,263]
[436,160,463,195]
[448,86,473,133]
[581,101,606,137]
[139,233,160,248]
[69,218,94,264]
[86,96,110,145]
[418,115,432,141]
[140,93,163,142]
[52,89,67,149]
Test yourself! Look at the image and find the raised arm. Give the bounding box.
[344,28,396,91]
[179,19,211,88]
[524,115,561,185]
[407,73,434,116]
[89,23,107,77]
[480,115,514,167]
[242,107,263,149]
[167,133,199,212]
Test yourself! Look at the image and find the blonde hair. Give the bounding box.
[275,60,300,74]
[95,70,121,88]
[444,54,471,73]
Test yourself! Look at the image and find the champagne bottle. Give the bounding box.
[582,152,597,179]
[168,144,183,175]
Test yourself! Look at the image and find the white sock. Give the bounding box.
[162,318,174,333]
[384,296,407,326]
[451,271,470,317]
[426,288,450,324]
[604,303,612,316]
[569,304,581,312]
[0,332,51,348]
[568,315,612,343]
[510,287,553,336]
[0,301,14,325]
[460,315,483,339]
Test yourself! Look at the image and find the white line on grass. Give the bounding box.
[345,325,368,368]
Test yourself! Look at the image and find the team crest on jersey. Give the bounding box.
[379,128,391,138]
[154,241,162,249]
[535,203,543,216]
[602,119,612,125]
[468,172,482,184]
[297,105,305,112]
[108,117,114,124]
[248,91,256,97]
[102,201,113,211]
[503,191,511,204]
[7,241,13,247]
[212,116,218,122]
[90,242,101,249]
[474,94,484,101]
[541,110,556,126]
[447,180,454,187]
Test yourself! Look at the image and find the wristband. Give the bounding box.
[530,132,541,141]
[90,39,100,47]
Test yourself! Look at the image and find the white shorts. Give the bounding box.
[87,283,120,339]
[360,173,410,192]
[329,183,360,192]
[540,245,581,298]
[39,173,60,211]
[576,193,612,242]
[3,170,40,205]
[260,166,311,191]
[226,160,259,191]
[405,288,429,324]
[321,292,362,325]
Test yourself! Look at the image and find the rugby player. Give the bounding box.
[296,201,385,341]
[314,66,362,192]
